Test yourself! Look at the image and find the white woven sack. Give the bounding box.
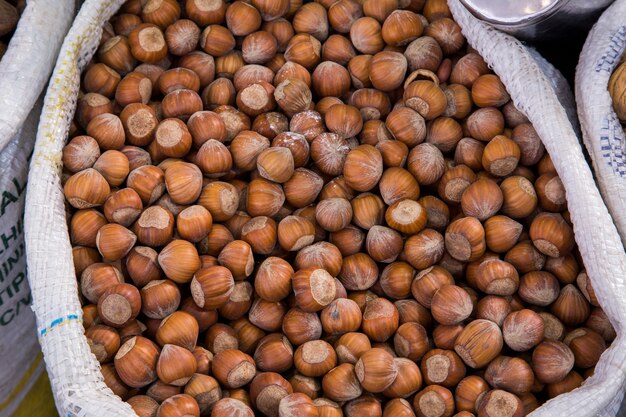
[23,0,626,416]
[576,0,626,248]
[449,0,626,415]
[0,2,73,417]
[24,1,137,414]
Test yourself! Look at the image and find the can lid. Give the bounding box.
[460,0,561,25]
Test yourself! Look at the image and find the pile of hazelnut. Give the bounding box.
[0,0,22,59]
[62,0,612,416]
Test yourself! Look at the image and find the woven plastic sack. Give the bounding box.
[24,0,626,416]
[0,2,74,417]
[576,0,626,248]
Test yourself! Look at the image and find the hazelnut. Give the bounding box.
[294,340,337,377]
[426,117,463,153]
[275,78,313,116]
[282,307,323,346]
[289,374,321,400]
[546,371,584,399]
[344,395,382,417]
[278,393,318,417]
[205,324,239,354]
[474,259,519,296]
[465,107,504,142]
[454,319,503,368]
[531,341,575,384]
[218,281,253,321]
[394,322,429,362]
[278,215,315,252]
[338,252,379,291]
[240,31,278,65]
[502,309,544,352]
[251,0,290,21]
[322,34,356,66]
[382,10,423,46]
[437,164,476,205]
[183,374,221,414]
[119,104,159,147]
[116,72,152,108]
[517,271,560,307]
[285,34,322,70]
[404,80,447,120]
[350,17,384,54]
[362,298,400,342]
[85,325,121,363]
[70,209,108,248]
[157,393,200,417]
[551,284,591,327]
[156,344,197,386]
[64,168,111,209]
[251,112,289,140]
[322,363,362,402]
[586,308,616,342]
[498,178,538,221]
[191,266,235,310]
[62,135,101,173]
[431,285,473,325]
[114,336,160,388]
[413,385,454,417]
[454,138,484,171]
[140,280,181,320]
[443,84,473,119]
[421,348,466,388]
[311,61,351,98]
[293,268,336,312]
[370,51,408,92]
[472,74,510,108]
[326,0,362,33]
[512,123,545,166]
[263,19,294,53]
[293,2,329,42]
[483,215,522,253]
[563,328,606,369]
[213,349,257,389]
[482,135,520,177]
[98,36,136,75]
[250,372,294,417]
[455,375,489,413]
[146,380,182,405]
[355,348,398,393]
[257,147,295,183]
[96,224,137,261]
[212,398,255,417]
[383,358,422,398]
[235,83,276,119]
[475,296,511,327]
[544,253,579,284]
[460,178,503,221]
[224,1,261,36]
[254,334,294,373]
[127,395,159,417]
[445,217,486,262]
[343,144,383,192]
[248,298,287,332]
[476,390,523,417]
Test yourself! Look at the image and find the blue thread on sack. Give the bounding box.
[599,114,626,177]
[39,314,81,337]
[593,27,626,176]
[596,26,626,73]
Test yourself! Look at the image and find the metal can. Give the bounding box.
[460,0,615,40]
